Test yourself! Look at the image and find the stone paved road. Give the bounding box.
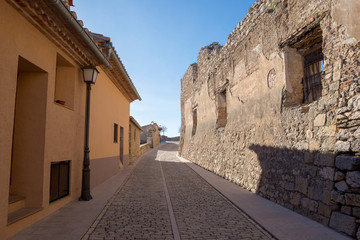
[84,143,275,240]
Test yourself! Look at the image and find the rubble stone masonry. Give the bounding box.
[179,0,360,238]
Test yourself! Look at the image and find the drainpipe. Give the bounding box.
[104,42,113,59]
[48,0,112,69]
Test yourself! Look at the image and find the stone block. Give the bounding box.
[319,167,335,180]
[308,179,333,203]
[314,152,334,167]
[321,137,336,151]
[335,181,349,192]
[351,139,360,152]
[335,155,360,170]
[354,128,360,139]
[329,212,356,236]
[304,151,314,164]
[301,197,318,212]
[353,207,360,218]
[334,171,345,181]
[290,192,302,206]
[309,141,320,151]
[341,206,352,215]
[314,114,326,127]
[334,141,350,153]
[346,171,360,188]
[318,125,336,137]
[331,190,345,204]
[349,111,360,120]
[345,193,360,207]
[295,176,308,195]
[337,129,350,141]
[311,213,330,226]
[282,181,295,191]
[318,202,332,218]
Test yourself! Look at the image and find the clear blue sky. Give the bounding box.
[75,0,255,137]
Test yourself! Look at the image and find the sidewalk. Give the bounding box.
[177,155,351,240]
[9,147,159,240]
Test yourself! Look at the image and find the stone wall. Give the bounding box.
[179,0,360,238]
[140,123,161,148]
[139,143,150,156]
[129,119,142,163]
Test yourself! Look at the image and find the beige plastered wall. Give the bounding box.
[332,0,360,41]
[89,68,131,188]
[0,1,86,238]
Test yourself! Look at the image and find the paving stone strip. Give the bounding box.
[84,143,276,240]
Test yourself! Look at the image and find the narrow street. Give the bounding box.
[83,143,274,240]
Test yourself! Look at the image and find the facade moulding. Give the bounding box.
[6,0,111,68]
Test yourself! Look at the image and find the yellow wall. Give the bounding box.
[89,68,131,187]
[0,1,87,237]
[90,69,130,160]
[0,1,132,237]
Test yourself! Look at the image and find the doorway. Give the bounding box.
[120,126,124,164]
[10,56,47,210]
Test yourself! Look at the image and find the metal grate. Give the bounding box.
[50,160,70,203]
[304,49,323,103]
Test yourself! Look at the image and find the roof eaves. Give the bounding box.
[130,116,143,131]
[47,0,112,68]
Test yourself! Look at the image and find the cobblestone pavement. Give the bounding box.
[84,143,275,240]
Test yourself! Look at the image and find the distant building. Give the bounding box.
[0,0,140,238]
[140,122,162,148]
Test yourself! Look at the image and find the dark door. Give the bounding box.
[120,127,124,164]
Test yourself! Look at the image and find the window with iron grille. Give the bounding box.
[216,89,227,128]
[192,108,197,136]
[50,160,70,203]
[303,49,323,103]
[114,123,118,143]
[280,22,324,106]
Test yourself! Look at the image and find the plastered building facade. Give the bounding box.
[0,0,140,238]
[179,0,360,238]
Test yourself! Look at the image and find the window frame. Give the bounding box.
[192,107,198,136]
[49,160,70,203]
[114,123,118,143]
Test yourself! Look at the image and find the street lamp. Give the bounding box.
[80,66,99,201]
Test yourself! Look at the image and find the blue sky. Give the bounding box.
[75,0,255,137]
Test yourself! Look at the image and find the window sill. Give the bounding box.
[54,101,74,111]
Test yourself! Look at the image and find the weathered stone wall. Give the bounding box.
[140,123,161,148]
[139,143,151,156]
[179,0,360,238]
[129,121,142,163]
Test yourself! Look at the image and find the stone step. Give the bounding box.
[8,195,25,214]
[8,207,42,225]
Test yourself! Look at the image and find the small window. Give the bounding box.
[114,123,118,143]
[303,49,323,103]
[192,108,197,136]
[50,161,70,203]
[54,54,75,109]
[216,89,227,128]
[281,23,324,106]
